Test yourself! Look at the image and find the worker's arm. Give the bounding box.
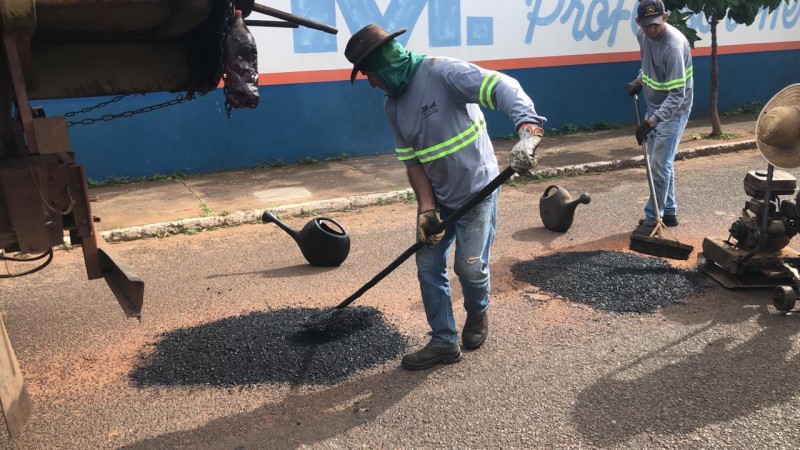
[437,58,546,130]
[407,164,445,246]
[406,164,436,212]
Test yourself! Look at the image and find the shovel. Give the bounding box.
[303,166,517,328]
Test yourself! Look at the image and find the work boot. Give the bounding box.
[638,217,657,227]
[401,340,462,370]
[663,214,678,227]
[462,311,488,350]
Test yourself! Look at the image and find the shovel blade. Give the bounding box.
[0,316,33,438]
[301,307,340,330]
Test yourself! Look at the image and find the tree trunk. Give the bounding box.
[710,17,722,137]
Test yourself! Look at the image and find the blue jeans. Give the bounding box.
[415,190,498,348]
[644,111,689,220]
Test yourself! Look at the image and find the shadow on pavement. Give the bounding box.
[205,264,339,280]
[511,226,564,249]
[122,367,430,449]
[572,287,800,445]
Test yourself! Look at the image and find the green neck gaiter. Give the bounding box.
[361,40,426,97]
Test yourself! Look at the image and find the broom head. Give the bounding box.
[630,233,694,260]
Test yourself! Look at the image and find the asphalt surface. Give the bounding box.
[129,306,408,387]
[3,148,800,448]
[511,250,707,313]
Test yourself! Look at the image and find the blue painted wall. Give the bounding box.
[36,49,800,180]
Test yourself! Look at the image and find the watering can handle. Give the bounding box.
[333,166,516,310]
[542,185,558,198]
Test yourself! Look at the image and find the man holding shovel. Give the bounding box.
[626,0,693,229]
[345,24,546,370]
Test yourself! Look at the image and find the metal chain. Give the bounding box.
[66,93,191,127]
[63,95,128,118]
[65,2,234,126]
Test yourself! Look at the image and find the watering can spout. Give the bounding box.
[539,185,591,233]
[262,210,301,242]
[569,193,592,210]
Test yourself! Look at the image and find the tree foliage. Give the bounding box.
[665,0,789,33]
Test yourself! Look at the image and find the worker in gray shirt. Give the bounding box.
[345,24,546,370]
[627,0,693,228]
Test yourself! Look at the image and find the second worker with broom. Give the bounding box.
[626,0,693,229]
[345,24,546,370]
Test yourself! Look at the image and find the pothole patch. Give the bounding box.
[511,250,706,314]
[130,306,407,387]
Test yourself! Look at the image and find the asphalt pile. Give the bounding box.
[130,306,407,387]
[511,250,706,314]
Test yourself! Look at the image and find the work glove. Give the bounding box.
[635,119,655,146]
[417,209,445,247]
[625,78,643,97]
[509,123,544,178]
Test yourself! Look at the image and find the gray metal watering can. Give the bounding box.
[539,185,591,232]
[262,211,350,267]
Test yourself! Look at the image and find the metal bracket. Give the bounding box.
[0,315,33,438]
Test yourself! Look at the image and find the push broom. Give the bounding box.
[629,94,694,260]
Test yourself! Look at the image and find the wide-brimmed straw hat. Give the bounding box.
[344,24,407,84]
[756,83,800,168]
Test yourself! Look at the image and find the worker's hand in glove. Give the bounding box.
[417,209,445,247]
[625,78,643,97]
[635,119,655,145]
[509,123,544,178]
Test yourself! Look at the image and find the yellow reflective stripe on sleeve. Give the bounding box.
[395,147,415,161]
[416,119,487,163]
[642,66,693,91]
[479,72,501,110]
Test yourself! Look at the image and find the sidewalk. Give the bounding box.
[91,113,759,242]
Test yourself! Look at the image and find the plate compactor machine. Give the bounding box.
[699,84,800,312]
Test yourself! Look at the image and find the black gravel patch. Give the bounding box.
[511,250,706,314]
[130,306,407,387]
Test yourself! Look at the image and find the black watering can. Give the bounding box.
[262,211,350,266]
[539,185,591,232]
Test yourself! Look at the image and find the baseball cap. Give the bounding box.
[638,0,666,27]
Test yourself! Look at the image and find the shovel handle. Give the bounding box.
[334,166,516,309]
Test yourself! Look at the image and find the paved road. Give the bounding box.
[2,149,800,449]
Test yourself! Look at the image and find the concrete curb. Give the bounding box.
[101,189,416,242]
[100,139,756,243]
[531,139,756,178]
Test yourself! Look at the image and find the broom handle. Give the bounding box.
[334,166,516,309]
[633,95,665,236]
